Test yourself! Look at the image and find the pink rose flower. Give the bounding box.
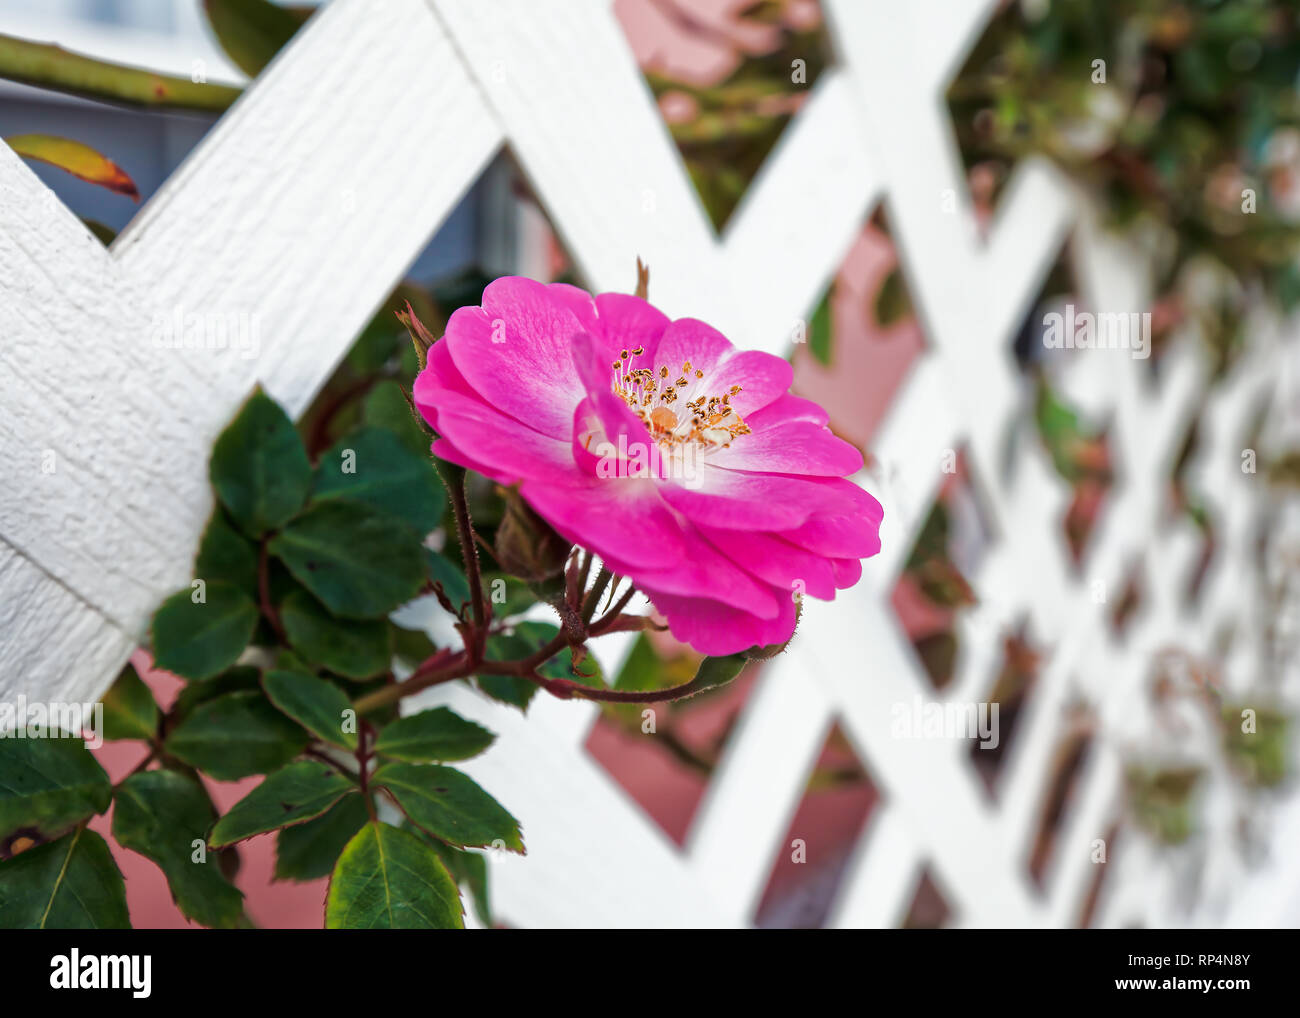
[413,276,882,656]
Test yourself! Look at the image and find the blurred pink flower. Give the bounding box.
[414,277,882,655]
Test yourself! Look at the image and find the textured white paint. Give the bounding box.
[1,0,502,678]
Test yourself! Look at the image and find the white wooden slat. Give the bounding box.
[980,161,1077,358]
[115,0,503,418]
[901,0,1001,93]
[721,70,882,357]
[0,545,134,705]
[685,655,834,922]
[0,148,204,634]
[858,354,964,580]
[800,595,1044,926]
[1,0,501,700]
[827,807,921,928]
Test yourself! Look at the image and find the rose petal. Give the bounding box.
[642,587,798,656]
[649,317,734,378]
[698,525,838,599]
[778,482,884,558]
[432,388,580,484]
[745,392,830,432]
[602,525,782,619]
[519,476,686,568]
[446,277,589,439]
[706,421,864,476]
[702,349,793,417]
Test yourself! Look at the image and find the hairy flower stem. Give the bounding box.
[353,622,722,713]
[445,467,489,663]
[351,626,568,716]
[517,669,729,704]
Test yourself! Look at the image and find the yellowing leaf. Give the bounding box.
[5,134,138,200]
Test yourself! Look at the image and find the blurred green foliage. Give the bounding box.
[950,0,1300,375]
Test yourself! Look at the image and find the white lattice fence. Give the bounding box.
[1,0,1296,928]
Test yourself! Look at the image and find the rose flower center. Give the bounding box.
[609,346,751,451]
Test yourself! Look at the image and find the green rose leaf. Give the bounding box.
[150,580,259,681]
[481,573,537,617]
[0,827,129,929]
[313,426,445,534]
[100,663,159,742]
[170,665,261,723]
[164,690,306,781]
[268,499,425,619]
[203,0,305,78]
[273,648,313,673]
[194,506,260,595]
[373,763,523,853]
[210,761,356,848]
[0,737,112,844]
[364,379,432,455]
[209,387,311,538]
[274,793,368,883]
[474,673,536,711]
[687,653,749,694]
[279,589,392,680]
[262,669,358,751]
[391,623,438,669]
[373,707,494,763]
[326,821,463,929]
[423,836,492,927]
[111,770,244,929]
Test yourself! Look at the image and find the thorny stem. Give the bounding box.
[447,469,488,664]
